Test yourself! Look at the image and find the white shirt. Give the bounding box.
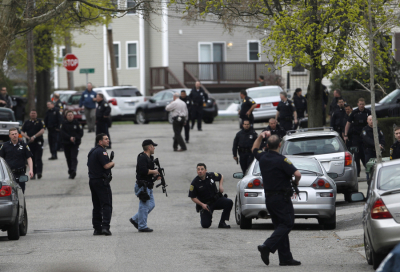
[165,99,188,119]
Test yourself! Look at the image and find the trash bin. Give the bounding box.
[365,157,391,175]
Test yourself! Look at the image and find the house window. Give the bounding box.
[113,42,120,69]
[248,41,260,61]
[127,42,138,68]
[127,0,136,14]
[292,62,305,73]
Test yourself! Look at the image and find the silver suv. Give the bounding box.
[280,128,358,201]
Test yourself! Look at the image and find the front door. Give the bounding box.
[199,43,212,81]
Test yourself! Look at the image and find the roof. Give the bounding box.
[283,128,340,140]
[246,86,284,91]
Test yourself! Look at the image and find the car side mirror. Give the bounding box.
[18,175,29,182]
[149,98,155,103]
[327,172,338,179]
[350,192,365,202]
[233,172,244,179]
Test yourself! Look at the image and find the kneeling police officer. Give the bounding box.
[188,163,233,229]
[87,133,114,236]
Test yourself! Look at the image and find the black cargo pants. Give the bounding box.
[200,197,233,228]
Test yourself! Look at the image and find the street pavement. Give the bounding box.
[0,120,373,272]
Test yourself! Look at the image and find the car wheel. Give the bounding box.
[168,112,173,124]
[318,211,336,230]
[7,208,20,240]
[364,234,373,265]
[240,212,252,229]
[135,110,148,124]
[235,196,241,225]
[372,247,386,269]
[203,117,214,124]
[19,208,28,236]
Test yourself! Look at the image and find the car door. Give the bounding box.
[146,92,165,120]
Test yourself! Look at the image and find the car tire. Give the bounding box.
[372,247,385,269]
[135,110,148,124]
[203,117,214,124]
[318,211,336,230]
[235,195,252,229]
[19,208,28,236]
[364,234,373,265]
[7,208,20,240]
[235,196,241,225]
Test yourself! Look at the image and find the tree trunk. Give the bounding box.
[307,65,324,128]
[26,0,35,112]
[107,27,119,86]
[65,33,74,90]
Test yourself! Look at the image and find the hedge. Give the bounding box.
[327,89,385,112]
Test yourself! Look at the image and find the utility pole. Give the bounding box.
[107,24,119,86]
[65,33,74,90]
[26,0,35,111]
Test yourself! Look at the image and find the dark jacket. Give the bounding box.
[329,96,346,116]
[330,107,347,132]
[232,129,258,157]
[361,126,385,149]
[136,152,155,183]
[189,88,208,107]
[96,100,111,123]
[60,119,84,145]
[79,89,97,109]
[44,108,62,129]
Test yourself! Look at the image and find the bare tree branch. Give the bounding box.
[353,78,371,92]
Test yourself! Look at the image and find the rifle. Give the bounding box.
[103,151,114,186]
[291,180,301,200]
[154,158,168,197]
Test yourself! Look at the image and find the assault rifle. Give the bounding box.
[103,151,114,186]
[291,180,301,200]
[154,158,168,197]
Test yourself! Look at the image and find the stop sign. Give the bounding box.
[63,53,79,71]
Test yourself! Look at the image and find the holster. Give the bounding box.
[102,173,112,186]
[138,190,150,202]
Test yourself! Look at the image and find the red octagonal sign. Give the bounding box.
[63,53,79,71]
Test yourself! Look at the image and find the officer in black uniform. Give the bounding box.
[180,90,192,143]
[361,116,385,166]
[188,163,233,229]
[53,93,64,152]
[239,90,257,128]
[96,93,112,149]
[330,98,346,139]
[87,133,114,236]
[61,111,84,179]
[344,98,371,177]
[322,85,329,125]
[252,132,302,267]
[260,118,286,149]
[189,81,208,131]
[130,139,160,232]
[276,92,297,132]
[329,89,346,117]
[344,105,353,150]
[44,101,62,160]
[232,120,258,173]
[21,110,45,180]
[390,126,400,160]
[292,88,307,119]
[0,128,34,193]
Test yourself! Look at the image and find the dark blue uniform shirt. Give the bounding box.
[240,96,256,119]
[87,145,111,179]
[188,172,221,203]
[347,108,371,134]
[44,108,62,129]
[0,141,32,170]
[21,119,45,144]
[253,149,297,192]
[60,119,84,145]
[361,125,385,149]
[189,88,208,106]
[232,129,258,156]
[277,99,296,120]
[390,141,400,160]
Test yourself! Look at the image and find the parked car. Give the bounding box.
[94,86,145,122]
[64,92,86,127]
[134,89,218,124]
[280,128,358,201]
[362,160,400,269]
[242,85,285,123]
[0,108,22,143]
[360,88,400,117]
[0,159,28,240]
[51,90,77,104]
[234,156,337,230]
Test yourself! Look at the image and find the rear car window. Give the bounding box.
[69,95,82,105]
[378,165,400,190]
[106,88,141,97]
[0,110,14,121]
[282,136,344,155]
[247,87,281,98]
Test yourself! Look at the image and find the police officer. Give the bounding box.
[0,128,34,193]
[21,110,45,180]
[293,88,307,119]
[189,81,208,131]
[361,116,385,166]
[329,89,346,117]
[322,85,329,125]
[180,90,192,143]
[87,133,114,236]
[44,101,62,160]
[130,139,160,232]
[188,163,233,229]
[53,93,64,152]
[232,120,258,173]
[239,90,257,127]
[260,118,286,149]
[330,98,346,139]
[344,98,371,177]
[276,92,297,132]
[61,111,84,179]
[344,104,353,150]
[96,93,112,149]
[390,126,400,160]
[252,132,301,266]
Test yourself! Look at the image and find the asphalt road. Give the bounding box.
[0,120,372,272]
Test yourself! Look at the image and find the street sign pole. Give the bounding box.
[79,68,95,85]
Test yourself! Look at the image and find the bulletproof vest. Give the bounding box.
[353,110,369,130]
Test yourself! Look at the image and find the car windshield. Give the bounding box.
[69,95,82,105]
[247,87,281,98]
[282,136,344,155]
[378,164,400,190]
[106,88,141,97]
[59,94,71,103]
[0,110,14,121]
[253,158,322,175]
[379,89,400,104]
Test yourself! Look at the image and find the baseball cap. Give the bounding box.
[142,139,158,147]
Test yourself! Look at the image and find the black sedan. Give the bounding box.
[363,89,400,117]
[0,158,28,240]
[135,89,218,124]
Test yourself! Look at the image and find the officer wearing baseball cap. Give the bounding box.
[129,139,161,232]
